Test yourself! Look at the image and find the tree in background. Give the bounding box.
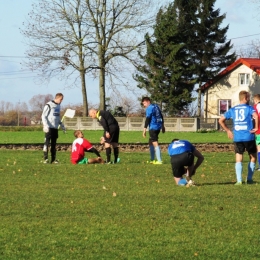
[135,0,236,117]
[173,0,236,116]
[134,4,195,116]
[21,0,158,115]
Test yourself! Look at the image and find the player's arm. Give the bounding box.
[143,117,151,137]
[218,116,233,139]
[193,149,204,173]
[251,111,258,133]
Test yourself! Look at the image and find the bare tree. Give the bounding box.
[21,0,158,115]
[29,94,54,112]
[236,39,260,58]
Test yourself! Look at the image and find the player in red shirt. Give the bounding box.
[253,94,260,171]
[71,130,105,164]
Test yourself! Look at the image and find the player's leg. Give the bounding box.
[255,135,260,170]
[43,131,51,163]
[150,130,162,164]
[234,142,244,184]
[88,158,105,164]
[148,139,155,163]
[171,155,187,185]
[50,129,59,163]
[245,140,257,183]
[104,142,112,163]
[110,126,120,163]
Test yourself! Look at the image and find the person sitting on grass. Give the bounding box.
[71,130,105,165]
[168,139,204,186]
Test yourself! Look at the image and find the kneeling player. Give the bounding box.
[71,130,105,165]
[168,139,204,186]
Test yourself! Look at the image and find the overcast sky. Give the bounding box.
[0,0,259,108]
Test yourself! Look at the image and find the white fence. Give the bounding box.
[63,117,219,131]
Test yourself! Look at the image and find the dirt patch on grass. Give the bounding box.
[0,143,234,153]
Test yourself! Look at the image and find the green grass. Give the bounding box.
[0,130,231,144]
[1,150,260,259]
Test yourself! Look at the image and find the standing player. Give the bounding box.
[71,130,105,164]
[41,93,65,164]
[89,108,120,164]
[168,139,204,186]
[142,97,165,164]
[219,90,258,185]
[253,94,260,170]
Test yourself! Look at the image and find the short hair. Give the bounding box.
[172,138,179,142]
[55,93,64,98]
[74,130,82,138]
[141,97,151,102]
[253,94,260,101]
[239,90,248,101]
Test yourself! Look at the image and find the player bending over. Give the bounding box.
[71,130,105,165]
[168,139,204,186]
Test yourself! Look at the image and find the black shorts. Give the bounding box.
[234,140,256,155]
[104,125,120,143]
[149,130,160,142]
[170,152,194,178]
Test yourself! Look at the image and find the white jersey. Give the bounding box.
[41,100,61,129]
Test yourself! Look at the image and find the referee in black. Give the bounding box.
[89,109,120,164]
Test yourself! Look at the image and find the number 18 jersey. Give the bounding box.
[224,104,256,142]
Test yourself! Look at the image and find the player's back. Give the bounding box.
[225,104,255,142]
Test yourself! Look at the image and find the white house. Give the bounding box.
[201,58,260,118]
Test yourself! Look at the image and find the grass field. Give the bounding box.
[0,130,232,144]
[1,149,260,259]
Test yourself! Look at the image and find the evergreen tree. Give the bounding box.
[134,4,195,116]
[173,0,236,116]
[135,0,236,117]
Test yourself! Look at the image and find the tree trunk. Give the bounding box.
[80,69,88,116]
[196,82,202,118]
[99,50,106,110]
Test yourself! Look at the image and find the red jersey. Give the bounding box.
[254,103,260,135]
[71,138,93,164]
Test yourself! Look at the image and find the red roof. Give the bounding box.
[201,58,260,92]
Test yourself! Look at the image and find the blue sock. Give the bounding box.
[235,162,242,183]
[149,145,155,161]
[155,146,162,162]
[258,152,260,166]
[247,162,255,181]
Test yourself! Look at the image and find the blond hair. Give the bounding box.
[239,90,248,101]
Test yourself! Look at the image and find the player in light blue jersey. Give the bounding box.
[142,97,165,164]
[168,139,204,186]
[219,90,258,185]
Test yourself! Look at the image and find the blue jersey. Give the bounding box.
[224,104,255,142]
[168,140,195,156]
[146,104,163,130]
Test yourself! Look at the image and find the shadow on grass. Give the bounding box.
[196,181,258,186]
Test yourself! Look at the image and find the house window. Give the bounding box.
[219,99,231,115]
[239,73,250,86]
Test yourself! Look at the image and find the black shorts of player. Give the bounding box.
[104,125,120,143]
[234,140,256,155]
[170,152,194,178]
[149,129,160,142]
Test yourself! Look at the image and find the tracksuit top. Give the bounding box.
[41,100,61,129]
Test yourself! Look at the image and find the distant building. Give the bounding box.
[201,58,260,118]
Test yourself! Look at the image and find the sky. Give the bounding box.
[0,0,259,108]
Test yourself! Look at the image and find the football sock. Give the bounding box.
[155,146,162,162]
[149,145,155,161]
[247,162,255,181]
[235,162,242,183]
[258,152,260,166]
[105,147,111,163]
[114,147,119,163]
